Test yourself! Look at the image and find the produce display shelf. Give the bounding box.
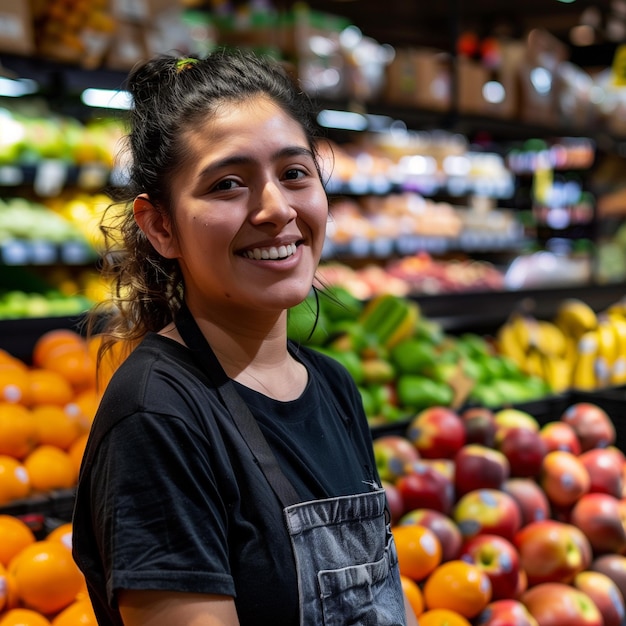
[0,488,75,523]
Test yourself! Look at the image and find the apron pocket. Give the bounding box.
[317,533,406,626]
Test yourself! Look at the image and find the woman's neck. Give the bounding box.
[161,305,307,401]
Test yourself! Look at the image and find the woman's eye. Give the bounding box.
[213,179,240,191]
[284,168,305,181]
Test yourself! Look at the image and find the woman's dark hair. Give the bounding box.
[89,48,323,358]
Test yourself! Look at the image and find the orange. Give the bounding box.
[423,560,492,619]
[51,597,97,626]
[0,365,30,405]
[0,515,36,568]
[0,350,27,370]
[23,446,76,493]
[0,608,52,626]
[0,403,38,460]
[8,539,85,615]
[417,608,472,626]
[392,524,442,581]
[26,369,75,408]
[0,456,31,506]
[39,343,96,391]
[46,523,73,551]
[32,329,86,369]
[67,387,101,432]
[68,433,89,479]
[92,338,132,392]
[401,574,424,618]
[31,405,81,451]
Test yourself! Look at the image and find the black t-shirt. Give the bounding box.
[72,333,379,626]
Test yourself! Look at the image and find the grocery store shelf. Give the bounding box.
[417,282,626,333]
[0,315,86,364]
[0,240,97,266]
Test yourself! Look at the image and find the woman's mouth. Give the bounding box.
[242,243,298,260]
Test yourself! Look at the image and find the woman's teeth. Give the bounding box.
[243,243,297,260]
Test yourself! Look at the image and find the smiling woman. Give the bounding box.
[71,48,416,626]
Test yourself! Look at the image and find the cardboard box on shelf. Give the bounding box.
[103,20,149,71]
[384,47,452,111]
[0,0,35,56]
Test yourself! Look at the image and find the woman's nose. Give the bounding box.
[252,181,296,225]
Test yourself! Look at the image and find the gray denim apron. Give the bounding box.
[177,303,407,625]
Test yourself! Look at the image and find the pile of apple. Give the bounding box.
[377,401,626,625]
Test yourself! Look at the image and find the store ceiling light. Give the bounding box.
[81,88,132,110]
[0,77,38,97]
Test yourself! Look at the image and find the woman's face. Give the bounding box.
[165,96,329,320]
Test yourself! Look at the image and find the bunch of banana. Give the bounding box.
[496,312,574,393]
[554,298,626,390]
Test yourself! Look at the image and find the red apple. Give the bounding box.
[540,420,582,455]
[493,408,539,445]
[395,461,455,515]
[570,492,626,555]
[590,554,626,602]
[373,434,419,483]
[406,406,466,459]
[521,582,603,626]
[574,570,626,626]
[497,427,548,478]
[461,406,496,447]
[459,534,522,600]
[540,450,590,508]
[398,508,463,562]
[454,444,510,496]
[475,599,539,626]
[514,519,592,586]
[453,488,522,542]
[579,447,625,498]
[502,478,551,526]
[381,480,404,524]
[419,458,455,482]
[561,402,616,452]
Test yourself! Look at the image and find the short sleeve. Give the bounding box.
[88,410,236,604]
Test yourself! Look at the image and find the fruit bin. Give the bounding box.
[370,392,573,440]
[0,488,75,522]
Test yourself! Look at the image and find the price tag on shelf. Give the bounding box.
[1,240,30,265]
[28,240,56,265]
[0,166,23,186]
[34,160,68,197]
[60,241,95,265]
[77,164,109,190]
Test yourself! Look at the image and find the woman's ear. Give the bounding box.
[133,194,179,258]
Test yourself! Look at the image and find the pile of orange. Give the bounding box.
[394,524,493,623]
[0,328,132,507]
[0,516,96,624]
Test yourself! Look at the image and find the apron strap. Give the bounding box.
[175,302,301,508]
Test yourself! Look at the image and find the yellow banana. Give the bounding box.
[536,320,568,357]
[554,299,598,341]
[508,313,533,353]
[541,352,572,394]
[595,316,618,387]
[609,315,626,385]
[525,347,546,379]
[571,329,598,390]
[495,322,527,367]
[606,299,626,319]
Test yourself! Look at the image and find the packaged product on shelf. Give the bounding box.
[0,0,35,55]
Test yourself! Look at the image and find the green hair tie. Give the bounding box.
[176,58,199,73]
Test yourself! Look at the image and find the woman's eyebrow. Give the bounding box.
[197,146,316,180]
